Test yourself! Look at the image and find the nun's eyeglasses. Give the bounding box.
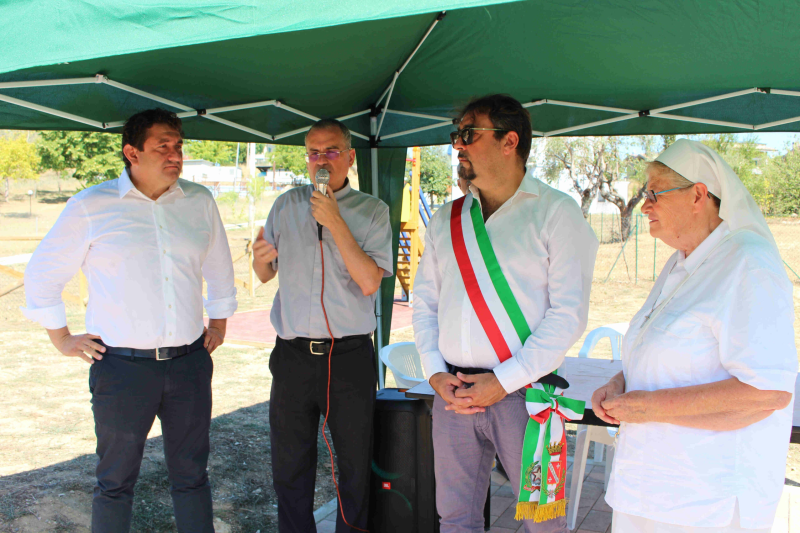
[644,186,692,203]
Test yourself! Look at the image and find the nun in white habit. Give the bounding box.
[592,139,797,532]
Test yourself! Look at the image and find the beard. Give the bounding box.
[457,161,476,182]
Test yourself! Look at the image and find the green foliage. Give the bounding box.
[0,133,39,182]
[184,140,235,165]
[184,141,267,166]
[216,191,240,205]
[418,146,452,203]
[247,173,268,198]
[766,140,800,215]
[37,131,121,187]
[270,144,306,177]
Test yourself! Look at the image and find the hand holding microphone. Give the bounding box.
[252,226,278,267]
[310,168,342,240]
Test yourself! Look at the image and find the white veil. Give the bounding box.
[655,138,782,261]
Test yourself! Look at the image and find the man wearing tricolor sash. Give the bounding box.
[413,95,598,532]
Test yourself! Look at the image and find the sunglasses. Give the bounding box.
[305,149,350,163]
[449,127,509,147]
[644,185,693,203]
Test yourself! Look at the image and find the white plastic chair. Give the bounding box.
[379,342,425,389]
[567,323,628,531]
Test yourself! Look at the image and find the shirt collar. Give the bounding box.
[468,167,539,206]
[118,168,185,200]
[332,178,351,200]
[680,220,730,274]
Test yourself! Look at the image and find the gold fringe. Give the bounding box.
[514,501,538,521]
[514,499,568,523]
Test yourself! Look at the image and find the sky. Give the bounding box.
[751,132,799,153]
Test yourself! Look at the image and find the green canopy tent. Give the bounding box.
[3,0,800,385]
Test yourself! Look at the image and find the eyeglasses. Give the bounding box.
[644,185,692,203]
[305,149,350,163]
[449,127,509,147]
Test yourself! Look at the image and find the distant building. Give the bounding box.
[255,157,309,187]
[182,159,243,196]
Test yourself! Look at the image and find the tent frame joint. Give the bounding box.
[758,87,771,94]
[639,110,650,117]
[197,109,207,116]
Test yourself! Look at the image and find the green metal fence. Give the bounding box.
[595,213,800,284]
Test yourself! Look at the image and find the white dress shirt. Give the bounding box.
[412,170,599,393]
[264,180,393,339]
[605,222,798,529]
[22,169,238,349]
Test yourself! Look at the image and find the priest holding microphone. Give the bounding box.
[252,119,393,533]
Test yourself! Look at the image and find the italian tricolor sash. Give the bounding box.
[449,193,585,522]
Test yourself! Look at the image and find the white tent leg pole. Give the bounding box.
[371,115,385,390]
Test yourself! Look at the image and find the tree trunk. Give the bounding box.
[4,177,8,202]
[580,191,593,218]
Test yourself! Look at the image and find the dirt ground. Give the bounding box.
[3,177,800,531]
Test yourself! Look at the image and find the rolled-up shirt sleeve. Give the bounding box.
[364,202,393,276]
[493,197,599,393]
[22,196,92,329]
[413,215,449,378]
[202,198,238,319]
[717,267,798,393]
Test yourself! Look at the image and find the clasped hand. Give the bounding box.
[592,377,650,424]
[429,372,508,415]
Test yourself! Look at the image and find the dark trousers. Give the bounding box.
[269,336,377,533]
[89,346,214,533]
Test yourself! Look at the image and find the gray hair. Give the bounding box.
[646,161,720,209]
[305,118,352,150]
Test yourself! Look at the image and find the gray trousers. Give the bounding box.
[432,390,567,533]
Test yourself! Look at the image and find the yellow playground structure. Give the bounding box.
[397,147,433,304]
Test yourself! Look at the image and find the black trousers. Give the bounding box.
[89,346,214,533]
[269,336,377,533]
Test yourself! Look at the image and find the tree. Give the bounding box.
[184,141,266,166]
[419,146,452,204]
[765,141,800,215]
[37,131,121,188]
[598,136,660,240]
[544,136,623,218]
[184,140,235,165]
[270,144,306,189]
[0,134,39,201]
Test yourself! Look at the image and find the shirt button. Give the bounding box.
[169,304,172,309]
[165,277,169,281]
[163,250,166,254]
[168,332,172,336]
[159,225,163,229]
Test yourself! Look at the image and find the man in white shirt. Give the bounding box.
[412,95,598,532]
[23,109,237,533]
[252,119,393,533]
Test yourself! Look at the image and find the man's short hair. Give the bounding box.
[458,94,532,166]
[121,108,184,169]
[305,119,352,150]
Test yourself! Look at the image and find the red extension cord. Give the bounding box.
[319,239,369,533]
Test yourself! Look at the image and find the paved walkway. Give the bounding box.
[206,300,414,346]
[314,455,800,532]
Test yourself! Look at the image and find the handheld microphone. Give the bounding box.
[315,169,330,241]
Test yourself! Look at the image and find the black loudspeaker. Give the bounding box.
[369,388,439,533]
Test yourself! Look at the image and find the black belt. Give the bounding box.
[99,336,205,361]
[285,334,371,355]
[447,364,570,390]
